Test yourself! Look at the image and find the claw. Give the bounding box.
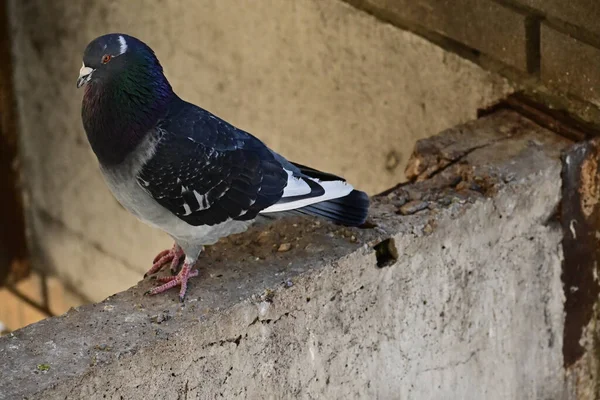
[152,249,170,264]
[170,259,182,275]
[146,261,198,301]
[144,243,184,278]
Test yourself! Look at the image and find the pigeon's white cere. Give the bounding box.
[118,35,128,55]
[79,64,94,79]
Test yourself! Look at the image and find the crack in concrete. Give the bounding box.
[410,135,517,182]
[419,349,482,375]
[249,309,300,328]
[425,143,499,181]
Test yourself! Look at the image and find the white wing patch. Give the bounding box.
[193,190,210,211]
[118,35,128,55]
[280,170,312,197]
[260,170,354,214]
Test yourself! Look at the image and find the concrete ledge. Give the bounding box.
[0,111,576,399]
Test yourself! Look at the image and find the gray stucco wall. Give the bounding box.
[8,0,511,300]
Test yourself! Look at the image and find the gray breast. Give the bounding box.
[98,130,253,247]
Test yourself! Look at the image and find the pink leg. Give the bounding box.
[144,243,184,278]
[145,260,198,302]
[155,269,199,283]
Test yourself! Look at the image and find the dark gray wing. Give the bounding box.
[137,100,288,226]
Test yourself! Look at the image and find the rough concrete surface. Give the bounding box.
[347,0,530,71]
[0,111,575,399]
[541,23,600,108]
[519,0,600,37]
[7,0,512,300]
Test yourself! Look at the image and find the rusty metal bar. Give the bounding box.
[478,92,600,142]
[560,138,600,367]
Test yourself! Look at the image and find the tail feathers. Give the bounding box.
[295,189,369,227]
[290,161,345,182]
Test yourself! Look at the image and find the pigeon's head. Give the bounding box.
[78,34,173,165]
[77,33,165,90]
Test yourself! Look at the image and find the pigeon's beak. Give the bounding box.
[77,64,94,88]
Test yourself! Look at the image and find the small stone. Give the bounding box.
[150,314,163,324]
[423,224,433,235]
[258,301,270,318]
[398,200,429,215]
[305,243,326,253]
[278,243,291,252]
[150,311,171,324]
[386,190,408,207]
[256,231,270,245]
[261,289,275,303]
[449,175,462,187]
[404,187,422,201]
[503,172,516,183]
[455,181,470,192]
[438,197,452,207]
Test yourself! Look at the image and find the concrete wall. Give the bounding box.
[8,0,511,301]
[349,0,600,125]
[1,110,579,399]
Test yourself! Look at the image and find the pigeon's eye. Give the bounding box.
[101,54,112,64]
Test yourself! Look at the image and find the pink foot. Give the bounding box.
[144,243,184,278]
[145,261,198,301]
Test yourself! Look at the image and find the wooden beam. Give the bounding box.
[0,0,29,286]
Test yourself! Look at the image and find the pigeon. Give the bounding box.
[77,33,369,301]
